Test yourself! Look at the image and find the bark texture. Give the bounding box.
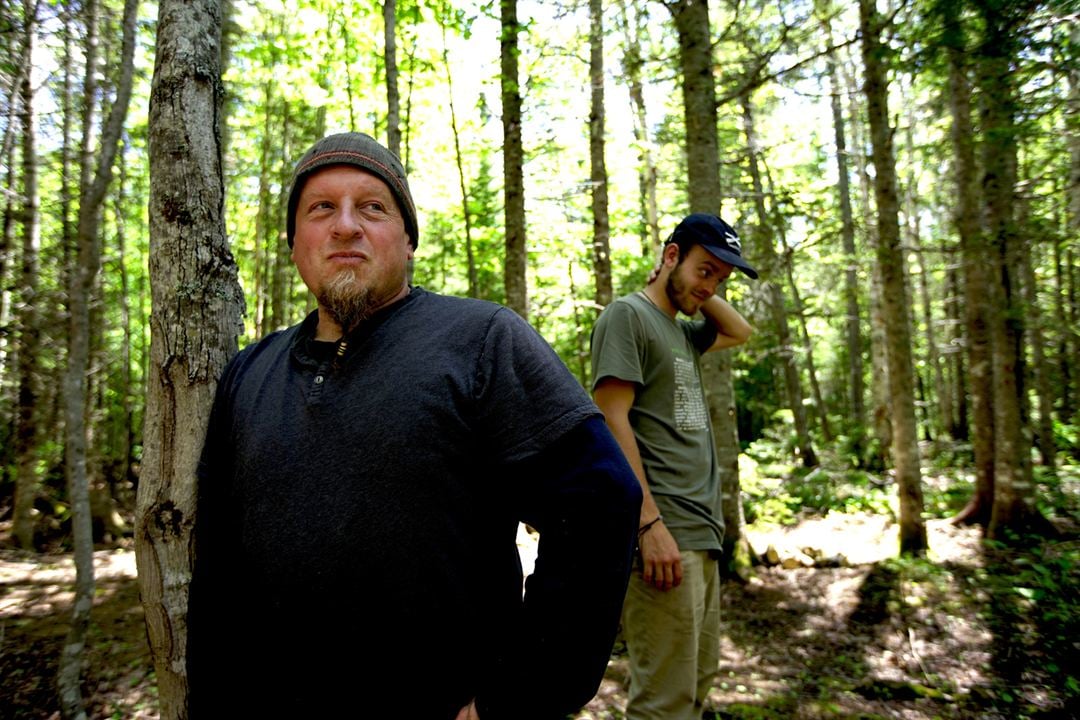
[859,0,927,556]
[136,1,244,716]
[500,0,528,318]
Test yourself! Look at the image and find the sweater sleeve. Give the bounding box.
[474,415,642,719]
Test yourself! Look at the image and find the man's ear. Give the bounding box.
[661,243,680,268]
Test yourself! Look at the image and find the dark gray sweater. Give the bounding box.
[187,288,641,718]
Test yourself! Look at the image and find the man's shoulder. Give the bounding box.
[410,287,503,318]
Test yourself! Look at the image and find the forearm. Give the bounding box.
[605,415,662,525]
[700,294,752,349]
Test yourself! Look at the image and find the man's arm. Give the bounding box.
[700,294,752,352]
[593,377,683,592]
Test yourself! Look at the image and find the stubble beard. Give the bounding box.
[318,268,377,334]
[665,267,699,316]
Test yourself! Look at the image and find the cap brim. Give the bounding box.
[701,244,759,279]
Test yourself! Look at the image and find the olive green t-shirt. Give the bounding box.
[590,292,724,550]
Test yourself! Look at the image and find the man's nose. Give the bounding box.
[331,205,363,236]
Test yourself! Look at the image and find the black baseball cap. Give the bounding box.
[669,213,758,279]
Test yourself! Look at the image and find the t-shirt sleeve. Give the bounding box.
[683,317,719,355]
[473,307,598,464]
[590,300,644,390]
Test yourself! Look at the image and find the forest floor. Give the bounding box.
[1,512,1078,719]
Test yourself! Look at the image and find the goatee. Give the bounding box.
[319,269,376,334]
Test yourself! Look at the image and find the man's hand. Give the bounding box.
[646,264,661,285]
[455,700,480,720]
[639,520,682,591]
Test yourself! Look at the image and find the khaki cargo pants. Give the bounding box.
[621,549,721,720]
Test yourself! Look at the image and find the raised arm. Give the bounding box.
[700,294,752,352]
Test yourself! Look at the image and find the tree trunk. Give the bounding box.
[1018,234,1055,470]
[383,0,401,156]
[782,244,832,442]
[136,0,244,716]
[741,95,817,467]
[589,0,612,310]
[822,0,863,444]
[942,2,994,526]
[945,261,968,441]
[614,0,660,259]
[859,0,927,556]
[500,0,528,318]
[666,0,749,575]
[12,0,41,551]
[978,4,1054,540]
[846,55,891,472]
[58,0,139,714]
[440,17,478,299]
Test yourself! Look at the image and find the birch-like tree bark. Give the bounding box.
[589,0,612,309]
[58,0,139,714]
[859,0,927,556]
[136,0,244,715]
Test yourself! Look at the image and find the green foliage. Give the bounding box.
[979,537,1080,713]
[742,435,897,526]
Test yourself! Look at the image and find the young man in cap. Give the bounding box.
[590,213,757,720]
[186,132,642,719]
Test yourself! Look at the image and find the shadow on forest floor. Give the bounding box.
[1,517,1077,720]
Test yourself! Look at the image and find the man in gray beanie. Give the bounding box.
[186,131,642,719]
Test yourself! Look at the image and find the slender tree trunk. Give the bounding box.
[820,0,863,445]
[741,95,817,466]
[589,0,612,309]
[666,0,748,576]
[782,244,832,442]
[383,0,401,156]
[913,227,950,442]
[1018,235,1055,469]
[834,53,865,437]
[12,0,42,551]
[846,54,891,471]
[500,0,527,318]
[860,0,926,556]
[945,260,968,441]
[440,18,478,298]
[614,0,660,258]
[59,0,138,713]
[136,0,244,715]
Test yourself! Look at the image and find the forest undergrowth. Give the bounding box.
[1,439,1077,720]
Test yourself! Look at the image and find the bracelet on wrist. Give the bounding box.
[638,515,663,536]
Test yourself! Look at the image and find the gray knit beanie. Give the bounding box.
[286,132,418,248]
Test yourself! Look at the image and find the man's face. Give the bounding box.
[292,165,413,334]
[665,244,734,316]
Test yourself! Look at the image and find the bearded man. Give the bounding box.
[590,213,757,720]
[186,132,642,719]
